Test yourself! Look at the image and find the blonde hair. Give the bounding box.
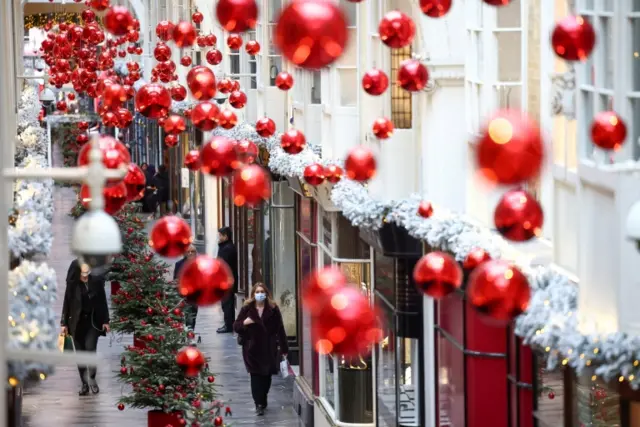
[244,282,276,307]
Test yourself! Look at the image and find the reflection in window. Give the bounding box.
[298,239,314,387]
[398,337,420,425]
[324,354,336,408]
[377,304,397,427]
[391,46,412,129]
[311,71,322,104]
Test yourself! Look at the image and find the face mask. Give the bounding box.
[255,293,266,302]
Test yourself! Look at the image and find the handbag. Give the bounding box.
[237,334,245,346]
[280,356,290,379]
[58,334,75,352]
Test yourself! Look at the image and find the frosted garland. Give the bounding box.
[44,114,96,125]
[211,122,640,388]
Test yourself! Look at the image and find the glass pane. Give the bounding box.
[337,28,357,67]
[339,68,358,106]
[437,331,465,426]
[311,70,322,104]
[475,31,483,80]
[299,239,315,386]
[600,17,613,89]
[581,90,594,158]
[340,0,357,26]
[377,304,397,427]
[494,85,522,110]
[583,0,594,10]
[497,31,521,82]
[324,354,336,408]
[250,59,257,89]
[398,337,420,425]
[634,0,640,11]
[582,17,595,85]
[268,0,281,23]
[391,45,413,129]
[268,56,282,86]
[632,98,640,161]
[632,18,640,91]
[598,93,614,111]
[534,356,565,426]
[230,53,240,74]
[496,0,520,28]
[297,197,313,238]
[321,209,332,250]
[374,252,395,304]
[575,374,621,426]
[194,172,205,240]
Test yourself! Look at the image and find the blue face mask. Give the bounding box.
[255,293,266,302]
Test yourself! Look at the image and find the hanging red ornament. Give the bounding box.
[228,91,247,109]
[153,42,171,61]
[192,11,204,24]
[176,346,206,377]
[206,34,217,46]
[419,0,452,17]
[190,102,220,131]
[200,136,240,176]
[275,0,348,69]
[551,15,596,61]
[302,267,347,316]
[362,69,389,96]
[116,108,133,129]
[184,150,201,171]
[462,248,492,274]
[324,165,343,184]
[163,115,187,135]
[104,6,134,36]
[304,163,326,186]
[280,129,306,154]
[482,0,513,5]
[494,189,543,242]
[226,34,243,50]
[590,111,627,151]
[89,0,110,11]
[412,251,462,298]
[475,110,544,185]
[232,164,271,207]
[235,139,258,164]
[218,109,238,130]
[178,255,234,306]
[149,215,193,258]
[372,117,394,139]
[173,21,197,48]
[135,83,171,119]
[80,181,128,214]
[397,59,429,92]
[417,201,433,218]
[164,134,179,147]
[102,83,127,108]
[467,260,531,322]
[275,72,294,91]
[214,416,223,426]
[180,55,192,67]
[56,100,68,112]
[117,403,125,411]
[67,93,76,101]
[245,40,261,55]
[77,135,131,173]
[156,20,175,41]
[82,9,97,23]
[170,85,187,102]
[123,163,146,202]
[344,146,376,182]
[548,391,555,400]
[206,49,223,66]
[217,79,233,94]
[216,0,258,32]
[378,10,415,49]
[77,134,89,144]
[78,121,90,131]
[186,66,217,101]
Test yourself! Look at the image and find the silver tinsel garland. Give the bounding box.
[210,121,640,388]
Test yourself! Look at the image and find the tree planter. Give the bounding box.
[7,386,22,427]
[148,410,183,427]
[133,334,147,349]
[111,281,121,296]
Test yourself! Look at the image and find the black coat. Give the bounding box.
[233,302,289,375]
[218,240,238,292]
[61,260,110,337]
[152,171,170,202]
[174,258,187,280]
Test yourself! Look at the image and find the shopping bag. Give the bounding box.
[280,356,290,379]
[63,334,76,352]
[57,334,65,352]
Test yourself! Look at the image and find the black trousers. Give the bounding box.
[250,374,272,407]
[73,313,101,383]
[185,303,198,330]
[221,295,235,329]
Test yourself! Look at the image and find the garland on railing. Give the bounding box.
[211,122,640,389]
[24,13,101,31]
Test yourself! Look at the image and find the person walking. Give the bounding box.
[152,164,170,218]
[233,283,288,415]
[174,245,198,331]
[60,259,110,396]
[217,226,238,334]
[142,164,157,214]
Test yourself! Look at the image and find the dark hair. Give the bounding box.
[218,226,232,241]
[158,164,167,173]
[141,162,148,168]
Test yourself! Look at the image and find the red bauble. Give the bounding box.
[78,121,90,131]
[178,255,234,306]
[67,93,76,101]
[77,134,89,144]
[170,85,187,102]
[123,163,146,202]
[104,6,134,36]
[216,0,258,32]
[280,129,306,154]
[149,216,193,258]
[467,260,531,322]
[324,165,343,184]
[82,9,97,22]
[173,21,197,47]
[200,136,239,176]
[153,42,172,61]
[482,0,513,5]
[206,34,217,46]
[230,80,241,92]
[226,34,243,50]
[163,115,186,135]
[135,83,171,119]
[302,267,347,316]
[379,10,415,48]
[245,40,261,55]
[235,139,258,164]
[232,164,271,207]
[590,111,627,151]
[191,102,220,131]
[311,286,382,357]
[208,376,215,383]
[118,403,125,411]
[228,91,247,109]
[214,416,223,426]
[413,252,462,298]
[164,134,179,147]
[397,59,429,92]
[218,109,238,129]
[56,101,67,112]
[275,0,348,69]
[180,55,192,67]
[192,11,204,24]
[217,78,232,94]
[475,110,544,185]
[184,150,201,171]
[103,83,127,108]
[419,0,452,17]
[372,117,394,139]
[80,181,127,214]
[206,49,223,66]
[462,248,492,274]
[548,392,555,400]
[304,163,326,186]
[176,346,206,377]
[345,146,376,182]
[362,69,389,96]
[494,189,543,242]
[155,20,175,41]
[275,72,294,91]
[255,117,276,137]
[417,201,433,218]
[77,135,131,172]
[551,15,596,61]
[89,0,110,11]
[186,66,217,101]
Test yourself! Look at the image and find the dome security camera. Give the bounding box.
[214,93,227,105]
[626,200,640,251]
[39,88,55,107]
[71,210,122,275]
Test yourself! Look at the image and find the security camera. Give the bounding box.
[626,200,640,251]
[214,93,227,105]
[39,88,55,107]
[71,210,122,274]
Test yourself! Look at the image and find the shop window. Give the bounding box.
[336,0,357,107]
[390,45,412,129]
[267,0,283,86]
[311,70,322,104]
[533,356,566,427]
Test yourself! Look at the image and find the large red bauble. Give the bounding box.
[304,163,326,186]
[417,200,433,218]
[372,117,394,139]
[311,286,382,357]
[494,189,543,242]
[412,251,462,298]
[226,34,243,50]
[176,346,206,377]
[206,49,223,66]
[192,11,204,24]
[135,83,171,119]
[155,20,174,41]
[275,72,294,91]
[104,6,134,36]
[228,91,247,109]
[218,109,238,129]
[178,255,234,306]
[173,21,197,48]
[115,108,133,128]
[200,136,239,176]
[419,0,452,17]
[275,0,348,69]
[79,181,127,214]
[170,84,187,101]
[82,9,97,22]
[78,121,90,131]
[89,0,110,11]
[462,248,492,274]
[362,69,389,96]
[590,111,627,151]
[232,165,271,207]
[216,0,258,32]
[475,110,544,185]
[102,83,127,108]
[551,15,596,61]
[324,165,343,184]
[397,59,429,92]
[163,115,186,135]
[378,10,415,48]
[153,42,171,61]
[149,215,193,258]
[245,40,261,55]
[302,267,348,316]
[217,78,232,94]
[164,134,179,147]
[235,139,258,164]
[344,146,376,182]
[186,66,217,101]
[123,163,146,202]
[184,150,201,171]
[77,134,89,144]
[77,135,130,172]
[190,102,220,131]
[466,260,531,322]
[280,129,306,154]
[206,34,217,46]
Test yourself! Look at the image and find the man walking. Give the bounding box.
[174,245,198,331]
[217,227,238,334]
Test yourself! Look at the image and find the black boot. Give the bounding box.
[79,383,90,396]
[89,379,99,394]
[216,326,232,334]
[256,405,265,416]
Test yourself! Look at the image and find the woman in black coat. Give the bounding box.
[60,259,110,396]
[233,283,288,416]
[152,164,170,217]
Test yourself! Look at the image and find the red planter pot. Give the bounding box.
[133,334,147,349]
[111,281,121,296]
[148,410,183,427]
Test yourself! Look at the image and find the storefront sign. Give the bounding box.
[399,384,419,426]
[180,168,189,189]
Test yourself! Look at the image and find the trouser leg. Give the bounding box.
[84,326,100,380]
[222,296,235,329]
[73,318,89,383]
[264,375,272,406]
[250,374,262,406]
[185,303,198,330]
